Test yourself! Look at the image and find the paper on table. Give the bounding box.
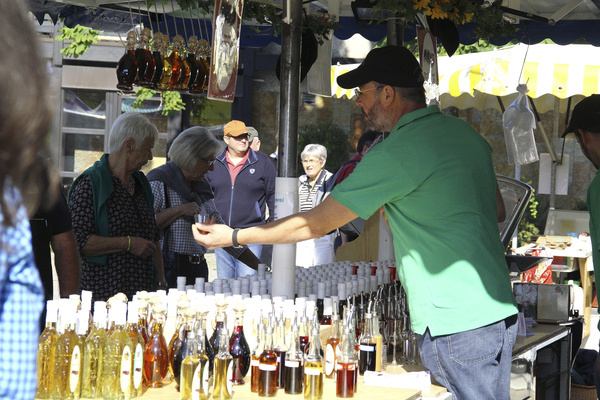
[363,370,431,393]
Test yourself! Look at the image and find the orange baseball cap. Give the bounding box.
[224,120,249,137]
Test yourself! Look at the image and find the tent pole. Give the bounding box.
[529,96,559,163]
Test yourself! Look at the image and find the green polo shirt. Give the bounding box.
[587,171,600,328]
[332,105,517,336]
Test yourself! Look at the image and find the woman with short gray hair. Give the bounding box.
[147,126,261,286]
[297,143,335,267]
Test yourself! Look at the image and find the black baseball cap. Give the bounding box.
[562,94,600,137]
[337,45,425,89]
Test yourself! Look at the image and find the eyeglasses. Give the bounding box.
[226,133,249,141]
[354,85,384,98]
[302,159,321,164]
[202,157,216,166]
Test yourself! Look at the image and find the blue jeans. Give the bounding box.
[418,314,517,400]
[215,244,262,279]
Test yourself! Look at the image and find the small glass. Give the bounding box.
[195,203,209,224]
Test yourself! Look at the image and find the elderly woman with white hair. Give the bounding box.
[296,143,335,267]
[69,112,166,302]
[148,126,261,287]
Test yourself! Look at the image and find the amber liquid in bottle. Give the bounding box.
[143,308,169,387]
[250,354,260,392]
[303,360,324,400]
[284,360,303,394]
[258,351,278,397]
[229,322,251,384]
[135,28,155,87]
[325,337,340,379]
[336,362,356,398]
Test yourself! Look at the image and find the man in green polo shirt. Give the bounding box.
[193,45,518,400]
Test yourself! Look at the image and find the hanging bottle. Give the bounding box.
[52,300,82,400]
[187,36,202,93]
[167,35,185,90]
[303,318,324,400]
[101,301,133,400]
[174,36,191,91]
[196,39,211,91]
[229,302,251,385]
[156,34,173,91]
[213,328,233,400]
[143,303,169,387]
[250,315,265,393]
[336,326,358,398]
[258,326,278,397]
[172,308,195,390]
[135,27,155,87]
[126,301,145,398]
[150,33,164,89]
[358,311,376,375]
[324,304,340,379]
[284,316,303,395]
[116,31,138,91]
[37,300,59,399]
[81,301,108,399]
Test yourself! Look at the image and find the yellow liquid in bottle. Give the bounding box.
[180,355,199,400]
[81,326,107,398]
[101,326,133,400]
[303,360,323,400]
[52,328,82,400]
[213,357,233,400]
[37,325,57,399]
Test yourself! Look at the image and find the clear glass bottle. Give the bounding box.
[229,302,251,385]
[273,311,287,389]
[143,303,169,387]
[168,295,191,379]
[213,328,233,400]
[180,329,200,400]
[101,301,133,400]
[37,300,58,399]
[135,27,155,87]
[136,296,149,344]
[258,326,278,397]
[150,32,164,89]
[52,300,82,400]
[198,306,215,379]
[116,31,138,91]
[299,311,310,354]
[81,301,108,398]
[210,299,228,356]
[172,308,195,390]
[303,320,323,400]
[324,306,340,379]
[126,301,145,398]
[284,320,303,394]
[250,317,265,393]
[358,312,376,375]
[336,326,358,398]
[194,314,211,400]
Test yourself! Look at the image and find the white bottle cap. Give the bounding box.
[76,310,89,335]
[93,301,107,326]
[323,298,333,316]
[127,301,138,324]
[46,300,59,323]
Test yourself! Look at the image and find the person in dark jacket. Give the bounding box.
[206,120,276,278]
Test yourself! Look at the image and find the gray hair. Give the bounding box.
[301,144,327,162]
[108,113,159,153]
[168,126,224,171]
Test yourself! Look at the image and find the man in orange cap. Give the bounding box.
[206,120,276,278]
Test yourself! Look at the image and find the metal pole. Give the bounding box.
[386,12,403,46]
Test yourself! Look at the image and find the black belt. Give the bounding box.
[176,253,205,265]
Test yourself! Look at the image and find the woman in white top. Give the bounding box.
[296,144,335,267]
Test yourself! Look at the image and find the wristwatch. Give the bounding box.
[232,228,243,248]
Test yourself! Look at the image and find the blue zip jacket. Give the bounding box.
[206,148,276,229]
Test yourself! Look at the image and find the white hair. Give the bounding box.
[108,113,159,153]
[301,143,327,162]
[168,126,224,171]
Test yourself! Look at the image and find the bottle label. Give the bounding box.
[305,367,321,376]
[286,360,300,368]
[251,359,260,367]
[120,345,132,393]
[325,344,336,375]
[336,363,356,371]
[192,363,202,400]
[69,345,81,393]
[259,363,277,371]
[133,343,143,389]
[359,345,375,352]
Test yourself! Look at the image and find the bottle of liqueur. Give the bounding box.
[174,35,191,91]
[156,34,173,91]
[116,31,138,91]
[196,39,211,91]
[358,311,376,375]
[213,328,233,400]
[298,310,310,354]
[101,301,133,400]
[192,313,211,400]
[258,326,278,397]
[320,298,332,326]
[167,34,185,90]
[126,301,145,397]
[186,36,202,94]
[273,311,287,388]
[168,294,191,377]
[180,329,201,400]
[371,300,384,372]
[336,326,358,398]
[303,320,324,400]
[134,27,155,87]
[250,316,265,393]
[284,319,303,395]
[52,300,82,400]
[229,302,251,385]
[81,301,108,399]
[136,294,149,344]
[172,308,196,390]
[209,299,228,355]
[37,300,59,399]
[143,303,169,387]
[197,306,215,379]
[150,33,164,89]
[324,305,340,379]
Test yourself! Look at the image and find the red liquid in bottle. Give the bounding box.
[336,362,356,398]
